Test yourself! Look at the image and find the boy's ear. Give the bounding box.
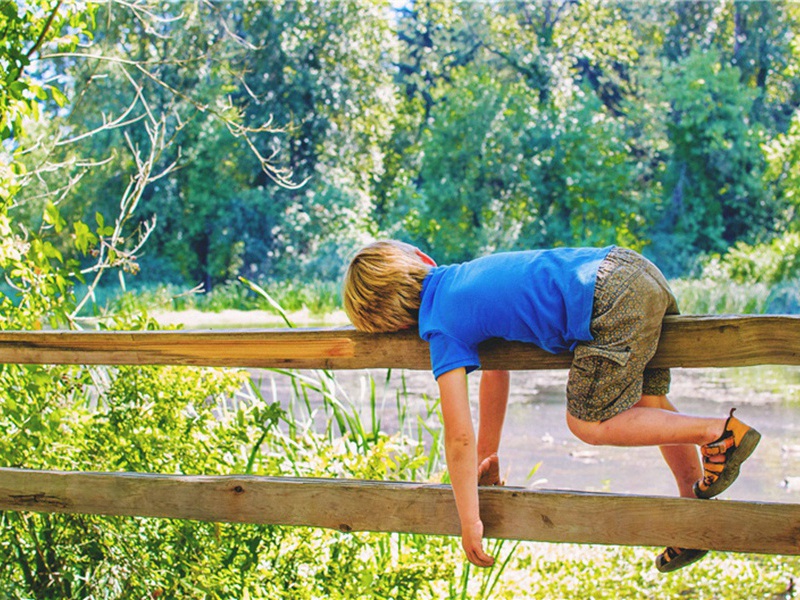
[415,249,437,267]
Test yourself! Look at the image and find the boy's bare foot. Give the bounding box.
[478,453,503,486]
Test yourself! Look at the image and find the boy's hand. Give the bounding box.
[461,519,495,567]
[478,453,503,486]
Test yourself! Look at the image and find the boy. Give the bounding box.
[342,241,761,572]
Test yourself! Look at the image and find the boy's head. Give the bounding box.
[343,240,435,333]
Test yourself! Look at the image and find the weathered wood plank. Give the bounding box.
[0,315,797,370]
[0,468,797,554]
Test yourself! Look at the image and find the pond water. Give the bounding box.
[252,365,800,504]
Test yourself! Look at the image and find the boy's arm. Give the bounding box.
[438,367,495,568]
[477,370,510,485]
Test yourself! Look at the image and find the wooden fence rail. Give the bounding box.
[0,469,798,555]
[0,314,799,555]
[0,315,798,370]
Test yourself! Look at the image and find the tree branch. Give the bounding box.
[26,0,63,61]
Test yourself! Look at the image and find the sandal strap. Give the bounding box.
[656,546,709,572]
[662,547,682,562]
[701,436,735,457]
[694,408,761,499]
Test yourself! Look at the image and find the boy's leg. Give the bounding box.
[565,404,725,449]
[634,394,702,498]
[477,370,510,486]
[567,395,716,573]
[633,395,709,573]
[566,401,761,499]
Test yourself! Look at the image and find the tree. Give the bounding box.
[648,49,771,273]
[9,0,800,288]
[383,0,646,262]
[37,0,400,288]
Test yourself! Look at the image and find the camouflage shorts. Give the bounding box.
[566,247,679,422]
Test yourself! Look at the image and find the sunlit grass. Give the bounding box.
[86,277,342,320]
[99,274,800,324]
[671,277,800,315]
[469,543,799,599]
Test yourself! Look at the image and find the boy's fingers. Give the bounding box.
[463,520,495,567]
[478,453,501,486]
[468,547,495,568]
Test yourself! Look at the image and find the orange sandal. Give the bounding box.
[694,408,761,499]
[655,546,709,573]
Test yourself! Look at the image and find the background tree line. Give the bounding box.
[5,0,800,304]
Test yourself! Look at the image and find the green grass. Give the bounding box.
[469,543,799,599]
[95,277,342,317]
[87,269,800,324]
[670,277,800,315]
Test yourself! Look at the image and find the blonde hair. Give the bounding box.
[343,240,432,333]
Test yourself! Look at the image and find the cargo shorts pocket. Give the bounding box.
[573,344,631,367]
[567,344,635,421]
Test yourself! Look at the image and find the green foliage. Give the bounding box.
[37,0,398,289]
[0,349,463,597]
[0,5,459,596]
[705,232,800,285]
[110,277,342,316]
[396,66,543,260]
[672,232,800,314]
[764,106,800,221]
[397,65,645,263]
[9,0,797,292]
[657,49,769,253]
[670,277,799,315]
[0,0,95,236]
[0,0,92,143]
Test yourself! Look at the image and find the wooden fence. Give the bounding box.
[0,314,799,555]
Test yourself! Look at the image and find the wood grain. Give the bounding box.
[0,315,797,370]
[0,468,797,554]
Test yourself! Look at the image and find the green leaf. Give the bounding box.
[73,221,97,255]
[238,277,295,328]
[526,461,542,480]
[50,86,68,108]
[42,241,63,263]
[0,2,17,18]
[8,81,27,95]
[32,84,47,101]
[43,202,66,233]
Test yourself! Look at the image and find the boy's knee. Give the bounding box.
[566,413,604,446]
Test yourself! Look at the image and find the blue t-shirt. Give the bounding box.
[418,246,613,378]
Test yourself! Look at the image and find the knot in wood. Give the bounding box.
[232,485,245,494]
[338,523,352,533]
